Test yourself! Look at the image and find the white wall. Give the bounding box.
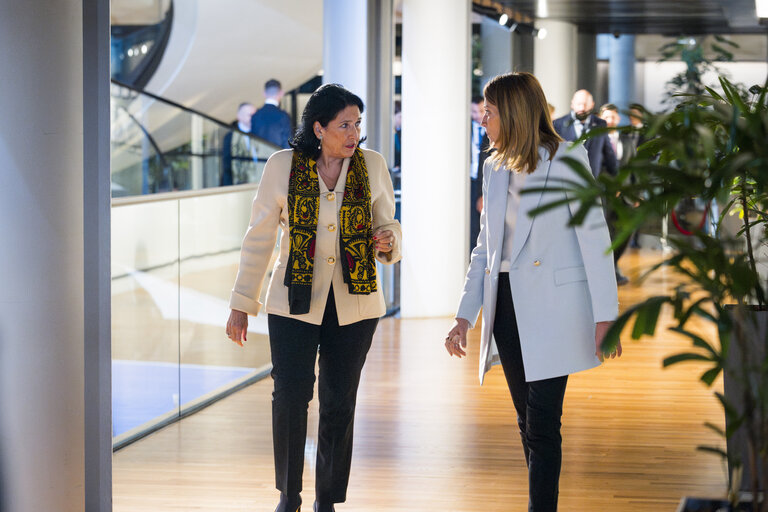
[638,61,768,112]
[145,0,323,121]
[534,20,578,117]
[481,17,513,85]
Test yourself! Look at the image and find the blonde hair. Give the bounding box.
[484,72,562,173]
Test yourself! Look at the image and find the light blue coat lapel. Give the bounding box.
[505,152,553,267]
[486,164,510,272]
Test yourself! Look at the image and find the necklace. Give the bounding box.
[317,160,342,190]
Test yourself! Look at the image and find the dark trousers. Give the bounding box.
[268,287,378,503]
[494,274,568,512]
[606,207,629,264]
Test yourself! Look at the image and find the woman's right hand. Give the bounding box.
[226,309,248,347]
[445,318,470,358]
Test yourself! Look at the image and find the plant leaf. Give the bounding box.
[663,352,712,366]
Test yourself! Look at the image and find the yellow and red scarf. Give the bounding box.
[284,148,377,314]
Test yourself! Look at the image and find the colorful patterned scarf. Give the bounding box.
[284,148,376,314]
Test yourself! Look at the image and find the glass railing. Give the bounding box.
[110,81,400,447]
[110,80,280,197]
[110,81,282,448]
[111,185,280,448]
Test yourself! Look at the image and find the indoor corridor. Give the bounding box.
[112,248,724,512]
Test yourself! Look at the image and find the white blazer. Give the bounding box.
[230,148,401,326]
[456,142,619,384]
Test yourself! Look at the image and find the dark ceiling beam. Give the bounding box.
[489,0,766,34]
[474,0,534,24]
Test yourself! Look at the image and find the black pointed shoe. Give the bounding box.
[275,494,301,512]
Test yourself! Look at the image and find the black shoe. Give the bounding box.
[616,271,629,286]
[313,502,335,512]
[275,494,301,512]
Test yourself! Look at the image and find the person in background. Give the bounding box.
[221,102,258,186]
[446,72,621,512]
[626,105,645,247]
[624,104,645,166]
[226,84,401,512]
[598,103,634,284]
[553,90,624,285]
[470,95,490,253]
[548,102,556,119]
[251,78,293,149]
[552,89,617,179]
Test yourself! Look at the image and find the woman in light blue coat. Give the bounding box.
[445,72,622,512]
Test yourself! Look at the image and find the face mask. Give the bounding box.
[574,110,591,122]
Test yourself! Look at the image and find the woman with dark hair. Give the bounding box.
[226,83,401,512]
[445,72,621,511]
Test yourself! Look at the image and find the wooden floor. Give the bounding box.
[113,248,727,511]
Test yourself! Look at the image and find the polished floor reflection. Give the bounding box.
[112,252,272,438]
[113,248,725,511]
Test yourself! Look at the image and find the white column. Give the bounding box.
[400,0,471,317]
[323,0,369,135]
[534,19,578,116]
[365,0,394,157]
[0,1,111,510]
[482,17,514,84]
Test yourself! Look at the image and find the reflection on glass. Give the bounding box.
[111,201,180,440]
[221,130,265,186]
[111,186,280,446]
[177,191,274,411]
[110,82,277,198]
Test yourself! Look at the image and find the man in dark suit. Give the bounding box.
[554,90,625,284]
[598,102,641,283]
[221,102,258,186]
[251,78,292,149]
[469,96,490,254]
[552,89,617,179]
[599,103,644,168]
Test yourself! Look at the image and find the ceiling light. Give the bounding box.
[537,27,548,39]
[537,0,549,18]
[498,13,508,25]
[757,0,768,18]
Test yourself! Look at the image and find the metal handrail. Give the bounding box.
[111,78,282,148]
[112,181,258,207]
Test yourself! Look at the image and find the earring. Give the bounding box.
[317,136,322,150]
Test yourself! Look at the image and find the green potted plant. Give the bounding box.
[658,35,740,105]
[531,76,768,511]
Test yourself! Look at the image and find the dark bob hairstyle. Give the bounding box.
[290,83,365,160]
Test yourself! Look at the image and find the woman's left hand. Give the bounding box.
[595,321,622,362]
[374,228,395,253]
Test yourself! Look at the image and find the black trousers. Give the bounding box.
[268,287,378,503]
[606,206,629,264]
[494,274,569,512]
